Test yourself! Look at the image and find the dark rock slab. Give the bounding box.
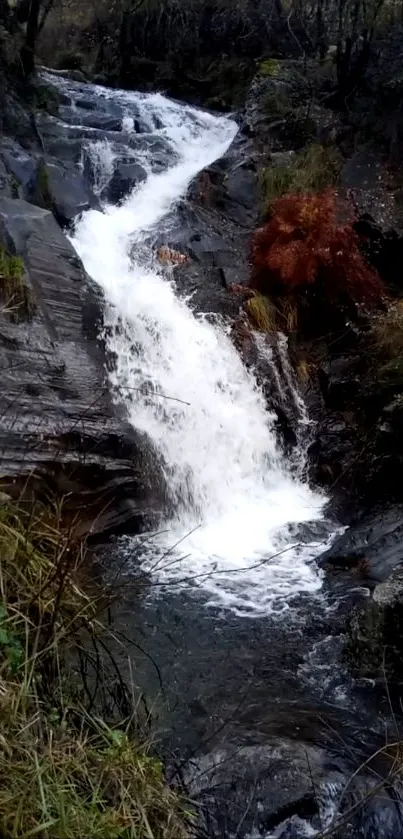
[345,563,403,689]
[0,197,164,537]
[186,740,326,838]
[101,161,147,205]
[321,506,403,582]
[24,159,95,225]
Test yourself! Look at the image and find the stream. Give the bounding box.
[43,71,403,838]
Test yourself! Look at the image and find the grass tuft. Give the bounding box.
[0,499,192,839]
[246,293,277,332]
[0,245,35,320]
[295,357,315,383]
[371,300,403,359]
[261,143,341,208]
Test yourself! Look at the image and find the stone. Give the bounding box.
[101,161,147,205]
[29,160,96,225]
[185,740,326,838]
[321,506,403,582]
[0,197,164,537]
[345,563,403,688]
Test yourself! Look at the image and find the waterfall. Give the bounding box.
[62,82,328,616]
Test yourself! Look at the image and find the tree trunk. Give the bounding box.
[20,0,41,78]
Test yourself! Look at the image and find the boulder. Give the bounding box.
[0,197,164,537]
[345,563,403,690]
[185,740,326,838]
[101,161,147,205]
[28,159,96,225]
[321,506,403,582]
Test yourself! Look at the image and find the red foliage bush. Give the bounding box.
[251,190,384,308]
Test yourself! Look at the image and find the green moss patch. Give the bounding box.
[0,244,35,319]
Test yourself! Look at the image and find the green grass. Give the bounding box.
[0,499,192,839]
[0,245,34,319]
[261,143,341,208]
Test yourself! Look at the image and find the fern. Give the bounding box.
[251,190,383,308]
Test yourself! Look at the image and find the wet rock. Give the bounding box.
[0,155,12,198]
[345,563,403,689]
[186,740,325,837]
[101,161,147,205]
[321,506,403,582]
[1,141,38,196]
[0,197,164,537]
[28,159,96,225]
[76,112,123,132]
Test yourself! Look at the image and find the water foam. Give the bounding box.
[67,84,328,615]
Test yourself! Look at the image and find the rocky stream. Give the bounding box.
[1,68,403,838]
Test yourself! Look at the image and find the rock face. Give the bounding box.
[345,563,403,690]
[321,506,403,583]
[0,196,162,537]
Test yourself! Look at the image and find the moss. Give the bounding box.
[261,143,341,207]
[0,499,192,839]
[37,161,52,204]
[0,244,35,320]
[259,58,281,77]
[9,173,19,199]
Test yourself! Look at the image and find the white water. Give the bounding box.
[69,86,328,615]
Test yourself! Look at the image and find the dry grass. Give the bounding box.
[0,499,192,839]
[295,358,315,383]
[371,300,403,359]
[246,293,277,332]
[278,299,299,333]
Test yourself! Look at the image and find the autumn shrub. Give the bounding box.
[251,190,384,327]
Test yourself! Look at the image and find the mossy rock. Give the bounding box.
[344,566,403,692]
[259,59,281,78]
[32,161,55,213]
[0,244,35,320]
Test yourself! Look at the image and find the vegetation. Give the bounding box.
[260,144,341,208]
[0,244,35,319]
[251,190,383,302]
[0,498,192,839]
[245,293,277,332]
[36,161,54,209]
[371,300,403,360]
[259,58,281,77]
[249,190,384,335]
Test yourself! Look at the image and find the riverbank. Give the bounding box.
[0,494,191,838]
[1,43,403,839]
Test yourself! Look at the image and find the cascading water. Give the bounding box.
[56,81,330,615]
[31,73,403,839]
